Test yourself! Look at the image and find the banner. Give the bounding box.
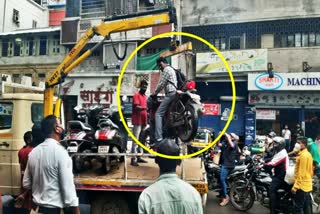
[196,49,267,74]
[256,109,276,120]
[202,103,220,115]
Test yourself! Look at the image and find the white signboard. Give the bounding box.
[256,110,276,120]
[48,0,66,6]
[196,49,267,74]
[248,72,320,91]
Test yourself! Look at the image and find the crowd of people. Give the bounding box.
[258,125,319,213]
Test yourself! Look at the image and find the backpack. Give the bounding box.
[170,66,186,89]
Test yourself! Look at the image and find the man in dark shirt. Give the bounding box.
[218,132,238,206]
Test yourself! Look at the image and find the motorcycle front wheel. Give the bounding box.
[229,182,255,211]
[177,104,198,142]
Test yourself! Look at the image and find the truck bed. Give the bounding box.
[74,157,208,194]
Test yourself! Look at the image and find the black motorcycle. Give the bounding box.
[202,146,248,192]
[229,155,294,213]
[140,80,203,148]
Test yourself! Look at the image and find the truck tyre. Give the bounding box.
[91,194,131,214]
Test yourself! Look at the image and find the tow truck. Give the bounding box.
[0,5,208,214]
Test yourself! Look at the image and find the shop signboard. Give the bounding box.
[248,91,320,106]
[202,103,220,115]
[245,107,256,145]
[196,49,267,75]
[248,72,320,91]
[256,109,276,120]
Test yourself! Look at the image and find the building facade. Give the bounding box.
[182,0,320,142]
[0,0,49,32]
[0,27,66,87]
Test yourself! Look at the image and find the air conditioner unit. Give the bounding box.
[13,12,20,24]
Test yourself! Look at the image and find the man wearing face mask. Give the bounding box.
[151,57,177,143]
[263,137,289,214]
[131,79,148,166]
[292,137,313,214]
[23,115,80,214]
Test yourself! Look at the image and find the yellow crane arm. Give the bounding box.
[44,7,177,117]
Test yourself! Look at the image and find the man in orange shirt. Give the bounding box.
[292,136,313,214]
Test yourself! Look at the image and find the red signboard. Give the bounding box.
[49,10,66,26]
[202,103,220,116]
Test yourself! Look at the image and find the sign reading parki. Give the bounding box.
[248,72,320,91]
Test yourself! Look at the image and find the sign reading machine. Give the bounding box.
[248,72,320,91]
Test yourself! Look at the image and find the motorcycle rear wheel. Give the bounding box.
[230,182,255,211]
[177,104,198,142]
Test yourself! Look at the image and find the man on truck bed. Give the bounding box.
[23,115,80,214]
[138,139,203,214]
[131,79,148,166]
[151,57,177,144]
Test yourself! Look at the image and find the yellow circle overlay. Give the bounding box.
[116,31,236,159]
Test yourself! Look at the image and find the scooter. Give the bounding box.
[64,110,97,172]
[94,107,127,172]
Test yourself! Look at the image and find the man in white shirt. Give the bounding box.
[282,125,291,152]
[23,115,80,214]
[138,139,203,214]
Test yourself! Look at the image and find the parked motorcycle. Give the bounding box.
[63,110,97,172]
[64,106,128,173]
[94,107,128,172]
[140,80,203,148]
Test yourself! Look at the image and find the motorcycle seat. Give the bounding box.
[68,120,93,132]
[98,119,119,129]
[233,165,247,172]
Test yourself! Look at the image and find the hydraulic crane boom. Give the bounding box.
[44,7,177,117]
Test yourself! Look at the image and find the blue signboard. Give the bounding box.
[245,107,256,145]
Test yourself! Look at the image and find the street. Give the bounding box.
[2,190,269,214]
[205,191,269,214]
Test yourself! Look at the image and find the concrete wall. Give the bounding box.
[182,0,320,26]
[268,47,320,73]
[0,0,48,32]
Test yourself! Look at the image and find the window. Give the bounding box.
[31,103,43,123]
[32,20,37,28]
[295,33,301,47]
[13,39,21,56]
[39,36,47,55]
[302,33,309,47]
[2,39,9,57]
[12,74,20,83]
[309,33,315,46]
[0,103,13,129]
[13,9,20,25]
[316,33,320,46]
[214,38,226,50]
[287,35,294,47]
[229,37,241,50]
[38,73,46,78]
[26,37,35,56]
[52,35,60,54]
